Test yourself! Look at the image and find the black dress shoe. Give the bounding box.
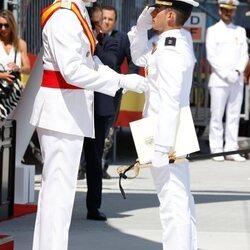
[87,210,107,221]
[102,171,111,179]
[77,169,85,180]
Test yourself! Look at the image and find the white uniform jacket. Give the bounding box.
[206,20,249,87]
[30,0,120,137]
[128,27,196,151]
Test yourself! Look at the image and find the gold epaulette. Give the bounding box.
[41,0,96,55]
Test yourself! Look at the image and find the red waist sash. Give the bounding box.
[41,70,82,89]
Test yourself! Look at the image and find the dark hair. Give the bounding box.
[91,4,102,17]
[171,2,193,26]
[102,5,118,21]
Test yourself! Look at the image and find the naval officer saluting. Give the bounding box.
[128,0,199,249]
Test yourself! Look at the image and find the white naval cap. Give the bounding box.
[218,0,239,10]
[149,0,199,7]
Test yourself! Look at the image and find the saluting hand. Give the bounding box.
[136,7,155,32]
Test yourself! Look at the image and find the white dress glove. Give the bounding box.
[119,74,149,93]
[152,150,169,168]
[136,7,155,32]
[226,70,240,84]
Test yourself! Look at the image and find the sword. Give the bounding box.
[117,148,250,199]
[188,148,250,161]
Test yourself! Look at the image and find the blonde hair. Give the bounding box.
[0,10,20,51]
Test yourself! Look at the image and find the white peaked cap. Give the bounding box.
[150,0,199,7]
[218,0,239,10]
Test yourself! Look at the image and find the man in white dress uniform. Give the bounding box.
[128,0,199,249]
[206,0,249,162]
[30,0,148,249]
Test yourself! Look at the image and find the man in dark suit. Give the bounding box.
[80,4,139,221]
[101,5,139,179]
[82,5,119,221]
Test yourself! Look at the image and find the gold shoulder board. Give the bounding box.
[61,0,72,9]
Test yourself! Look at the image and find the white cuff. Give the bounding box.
[154,144,170,154]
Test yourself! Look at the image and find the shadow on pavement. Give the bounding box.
[71,191,161,250]
[194,191,250,204]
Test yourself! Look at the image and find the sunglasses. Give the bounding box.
[0,23,10,29]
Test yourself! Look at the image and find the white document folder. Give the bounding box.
[130,106,200,164]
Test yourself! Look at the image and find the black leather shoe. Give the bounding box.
[77,169,85,180]
[102,171,111,179]
[87,210,107,221]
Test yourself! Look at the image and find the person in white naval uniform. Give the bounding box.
[128,0,199,249]
[30,0,148,250]
[206,0,249,162]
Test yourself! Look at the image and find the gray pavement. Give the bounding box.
[0,157,250,250]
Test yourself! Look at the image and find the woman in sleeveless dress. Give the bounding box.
[0,9,30,119]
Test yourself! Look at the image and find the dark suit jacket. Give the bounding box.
[94,30,139,117]
[110,30,139,74]
[94,35,119,116]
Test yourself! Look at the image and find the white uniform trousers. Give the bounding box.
[32,128,84,250]
[209,84,244,152]
[151,161,197,250]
